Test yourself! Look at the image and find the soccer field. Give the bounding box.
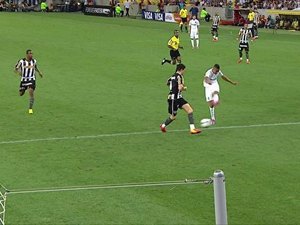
[0,12,300,225]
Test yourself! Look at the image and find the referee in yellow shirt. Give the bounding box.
[247,9,255,37]
[179,5,188,32]
[162,30,183,65]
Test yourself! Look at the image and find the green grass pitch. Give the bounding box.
[0,12,299,225]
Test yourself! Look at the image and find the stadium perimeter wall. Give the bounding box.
[109,4,271,20]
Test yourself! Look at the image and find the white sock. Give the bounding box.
[209,107,215,120]
[191,39,194,48]
[196,39,199,47]
[189,124,195,130]
[213,94,219,105]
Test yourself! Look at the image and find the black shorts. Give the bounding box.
[168,98,188,116]
[211,26,218,32]
[239,43,249,51]
[181,17,187,23]
[170,50,180,60]
[19,80,36,91]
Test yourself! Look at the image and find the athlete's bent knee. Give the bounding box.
[170,115,176,120]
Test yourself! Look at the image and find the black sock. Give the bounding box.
[165,59,171,64]
[188,113,194,124]
[239,50,242,58]
[164,117,173,126]
[246,51,249,59]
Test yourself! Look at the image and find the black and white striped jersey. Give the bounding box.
[212,15,220,28]
[15,58,38,82]
[167,73,184,100]
[238,28,252,44]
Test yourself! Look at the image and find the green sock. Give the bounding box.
[29,97,34,109]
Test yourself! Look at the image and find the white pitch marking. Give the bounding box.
[0,122,300,145]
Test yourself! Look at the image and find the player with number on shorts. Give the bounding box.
[203,64,238,125]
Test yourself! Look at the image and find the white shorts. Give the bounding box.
[190,31,199,39]
[203,81,220,102]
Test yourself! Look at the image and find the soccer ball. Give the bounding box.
[200,118,212,128]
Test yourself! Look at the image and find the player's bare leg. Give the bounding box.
[182,104,201,134]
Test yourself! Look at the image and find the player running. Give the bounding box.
[14,49,43,114]
[189,15,200,49]
[161,30,183,65]
[203,64,237,125]
[160,64,201,134]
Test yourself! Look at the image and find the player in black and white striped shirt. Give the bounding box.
[237,23,253,64]
[211,13,220,41]
[14,49,43,114]
[160,64,201,134]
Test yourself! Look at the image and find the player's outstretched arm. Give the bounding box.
[221,75,238,85]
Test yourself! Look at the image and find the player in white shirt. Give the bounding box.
[203,64,238,124]
[188,15,200,49]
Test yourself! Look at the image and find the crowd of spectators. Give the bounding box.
[0,0,36,11]
[254,14,299,30]
[135,0,300,10]
[0,0,83,11]
[234,0,300,10]
[275,17,299,29]
[0,0,50,11]
[191,0,300,9]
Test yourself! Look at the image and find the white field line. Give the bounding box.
[6,180,208,195]
[1,122,300,145]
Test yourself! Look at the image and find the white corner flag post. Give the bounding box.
[213,170,228,225]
